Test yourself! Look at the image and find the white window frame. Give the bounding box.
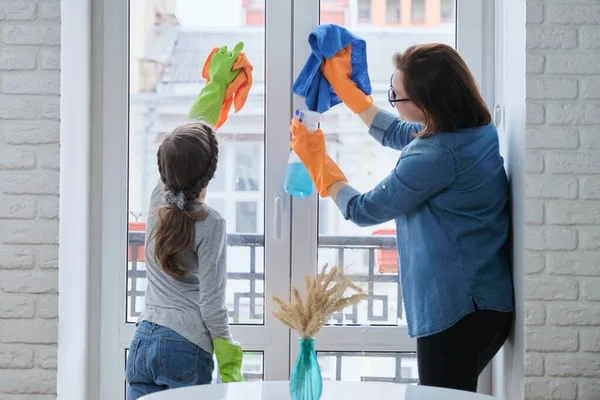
[82,0,496,399]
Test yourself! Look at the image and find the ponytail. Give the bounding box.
[151,201,207,278]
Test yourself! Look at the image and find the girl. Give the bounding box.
[126,44,245,400]
[290,43,514,393]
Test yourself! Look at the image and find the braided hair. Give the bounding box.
[150,121,219,279]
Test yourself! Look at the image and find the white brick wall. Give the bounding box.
[526,1,600,399]
[0,0,60,398]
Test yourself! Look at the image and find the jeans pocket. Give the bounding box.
[196,348,216,384]
[125,339,141,382]
[158,337,199,383]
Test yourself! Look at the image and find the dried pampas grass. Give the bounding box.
[272,264,366,338]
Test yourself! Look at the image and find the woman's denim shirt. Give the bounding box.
[336,110,515,337]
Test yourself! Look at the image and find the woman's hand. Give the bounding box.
[320,45,373,114]
[326,181,348,202]
[290,119,347,197]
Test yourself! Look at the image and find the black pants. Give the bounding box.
[417,309,513,393]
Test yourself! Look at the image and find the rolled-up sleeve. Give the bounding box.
[335,141,456,227]
[369,110,422,151]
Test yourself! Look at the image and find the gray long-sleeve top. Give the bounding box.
[138,183,232,354]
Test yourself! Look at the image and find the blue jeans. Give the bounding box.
[125,321,214,400]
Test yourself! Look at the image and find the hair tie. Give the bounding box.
[165,190,186,210]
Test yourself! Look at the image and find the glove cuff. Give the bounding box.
[346,94,373,114]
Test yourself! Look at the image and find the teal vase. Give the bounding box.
[289,338,323,400]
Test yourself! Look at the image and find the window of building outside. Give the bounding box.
[234,144,260,192]
[357,0,371,23]
[236,202,258,233]
[440,0,454,22]
[386,0,401,24]
[208,143,261,237]
[411,0,426,23]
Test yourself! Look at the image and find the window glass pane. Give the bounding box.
[236,202,258,233]
[317,352,418,384]
[318,1,456,326]
[208,146,227,192]
[214,351,264,382]
[226,245,264,324]
[127,0,265,325]
[206,197,225,217]
[235,144,261,192]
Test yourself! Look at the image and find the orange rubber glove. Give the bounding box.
[320,44,373,114]
[289,118,347,198]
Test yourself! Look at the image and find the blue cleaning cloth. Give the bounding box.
[292,24,372,113]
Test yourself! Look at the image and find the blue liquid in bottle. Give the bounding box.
[284,152,314,198]
[284,109,321,198]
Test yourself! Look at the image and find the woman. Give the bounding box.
[290,43,514,392]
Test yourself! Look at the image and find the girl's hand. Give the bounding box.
[203,42,244,87]
[213,337,245,383]
[187,42,245,126]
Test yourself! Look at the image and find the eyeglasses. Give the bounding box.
[388,75,411,107]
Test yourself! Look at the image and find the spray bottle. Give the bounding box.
[284,109,323,198]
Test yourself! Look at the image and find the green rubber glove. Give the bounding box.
[213,338,245,383]
[188,42,244,126]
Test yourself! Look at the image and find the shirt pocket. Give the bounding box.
[158,337,200,383]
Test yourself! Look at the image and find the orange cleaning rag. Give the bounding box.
[203,48,254,129]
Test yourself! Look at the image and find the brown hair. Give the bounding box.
[393,43,491,137]
[149,121,219,278]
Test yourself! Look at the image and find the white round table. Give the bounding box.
[139,381,498,400]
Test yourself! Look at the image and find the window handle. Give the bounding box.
[273,191,284,240]
[494,104,503,129]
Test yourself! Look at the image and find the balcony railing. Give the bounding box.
[127,231,417,384]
